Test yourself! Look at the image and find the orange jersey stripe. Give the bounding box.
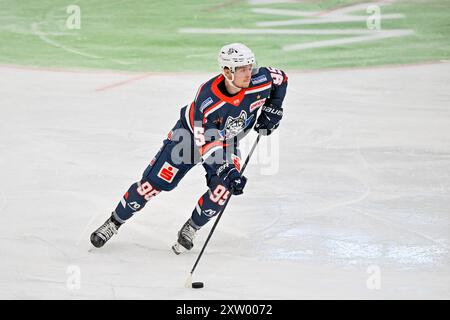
[199,140,226,156]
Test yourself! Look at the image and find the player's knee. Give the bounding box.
[136,179,161,201]
[120,180,161,212]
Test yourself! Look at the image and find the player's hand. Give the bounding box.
[254,104,283,136]
[216,162,247,195]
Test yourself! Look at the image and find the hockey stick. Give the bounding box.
[186,133,262,287]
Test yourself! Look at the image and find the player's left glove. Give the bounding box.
[216,162,247,195]
[254,104,283,136]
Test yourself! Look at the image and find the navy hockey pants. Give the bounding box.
[113,120,241,229]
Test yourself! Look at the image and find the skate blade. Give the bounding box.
[172,242,187,255]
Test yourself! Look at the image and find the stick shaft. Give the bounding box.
[190,134,261,275]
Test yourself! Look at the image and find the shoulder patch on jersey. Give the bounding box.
[251,74,268,85]
[200,97,214,112]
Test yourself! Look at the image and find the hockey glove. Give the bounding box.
[216,162,247,195]
[254,104,283,136]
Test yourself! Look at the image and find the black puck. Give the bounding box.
[192,282,204,289]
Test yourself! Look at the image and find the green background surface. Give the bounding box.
[1,0,449,72]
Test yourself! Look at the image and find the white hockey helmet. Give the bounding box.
[218,43,256,73]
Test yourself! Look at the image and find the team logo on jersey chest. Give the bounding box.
[218,111,254,140]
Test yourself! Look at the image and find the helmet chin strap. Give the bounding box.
[223,71,244,90]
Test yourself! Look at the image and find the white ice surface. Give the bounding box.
[0,63,449,299]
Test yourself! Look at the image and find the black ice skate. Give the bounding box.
[172,219,199,255]
[90,213,122,248]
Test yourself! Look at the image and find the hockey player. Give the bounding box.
[90,43,288,254]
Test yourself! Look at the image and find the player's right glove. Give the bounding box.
[254,104,283,136]
[216,162,247,195]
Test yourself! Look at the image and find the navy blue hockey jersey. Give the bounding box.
[179,66,288,169]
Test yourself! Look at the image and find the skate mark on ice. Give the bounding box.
[351,206,448,248]
[76,212,102,248]
[7,188,106,251]
[0,190,7,213]
[23,234,71,260]
[351,139,448,247]
[305,170,371,218]
[307,137,374,217]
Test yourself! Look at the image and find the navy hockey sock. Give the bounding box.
[113,180,161,223]
[190,184,230,228]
